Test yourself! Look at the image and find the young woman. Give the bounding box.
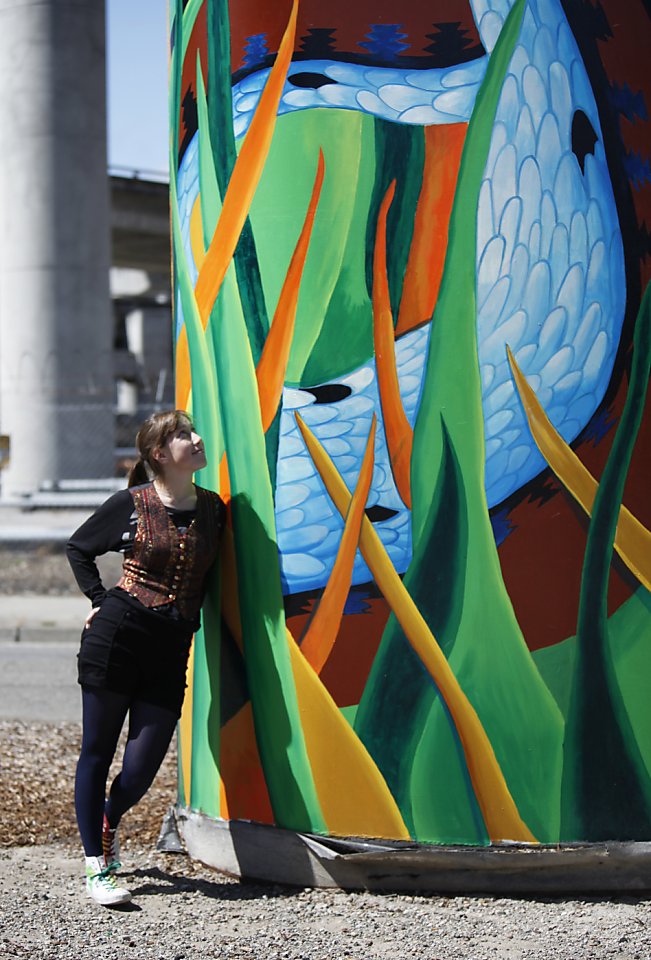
[67,410,225,906]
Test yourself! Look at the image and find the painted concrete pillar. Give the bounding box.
[171,0,651,889]
[0,0,114,496]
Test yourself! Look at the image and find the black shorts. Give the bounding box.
[77,592,194,717]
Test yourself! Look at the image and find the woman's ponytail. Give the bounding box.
[127,458,150,488]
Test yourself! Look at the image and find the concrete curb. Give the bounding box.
[0,627,79,644]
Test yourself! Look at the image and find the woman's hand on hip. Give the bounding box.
[84,607,101,629]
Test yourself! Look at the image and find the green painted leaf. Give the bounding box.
[172,109,325,828]
[210,261,327,833]
[535,587,651,780]
[302,113,378,386]
[196,53,221,246]
[190,571,223,818]
[364,119,424,317]
[170,159,221,493]
[356,420,480,841]
[562,282,651,840]
[247,109,364,384]
[181,0,204,59]
[207,0,268,362]
[357,0,564,844]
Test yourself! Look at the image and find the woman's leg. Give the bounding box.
[75,686,131,857]
[104,698,178,828]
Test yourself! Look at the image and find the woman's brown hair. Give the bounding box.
[127,410,194,487]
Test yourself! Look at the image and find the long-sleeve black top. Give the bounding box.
[66,488,198,608]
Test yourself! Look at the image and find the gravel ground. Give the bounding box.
[1,551,650,958]
[1,721,650,959]
[1,842,649,960]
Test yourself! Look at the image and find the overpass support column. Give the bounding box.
[0,0,114,496]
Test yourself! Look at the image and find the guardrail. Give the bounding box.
[109,164,169,184]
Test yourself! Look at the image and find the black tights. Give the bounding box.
[75,686,178,858]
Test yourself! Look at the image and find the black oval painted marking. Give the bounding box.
[365,505,399,523]
[288,72,338,89]
[571,109,598,175]
[304,384,352,403]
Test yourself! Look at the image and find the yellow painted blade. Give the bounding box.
[300,414,376,674]
[175,325,192,411]
[287,628,410,840]
[295,412,537,843]
[178,641,195,808]
[194,0,300,326]
[507,346,651,592]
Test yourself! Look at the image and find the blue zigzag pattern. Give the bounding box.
[609,81,648,125]
[624,150,651,191]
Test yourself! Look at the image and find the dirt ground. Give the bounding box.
[0,720,173,849]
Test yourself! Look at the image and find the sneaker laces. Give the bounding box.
[89,861,122,884]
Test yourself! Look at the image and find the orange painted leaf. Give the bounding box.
[373,180,413,509]
[257,149,325,432]
[220,701,275,824]
[194,0,299,327]
[300,414,376,674]
[219,453,231,504]
[396,123,467,336]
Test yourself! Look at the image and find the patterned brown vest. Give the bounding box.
[117,483,223,621]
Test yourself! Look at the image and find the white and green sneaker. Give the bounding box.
[85,856,131,906]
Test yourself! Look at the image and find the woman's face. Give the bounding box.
[156,424,207,474]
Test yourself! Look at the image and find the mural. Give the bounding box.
[170,0,651,847]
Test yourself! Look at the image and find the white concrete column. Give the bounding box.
[0,0,114,496]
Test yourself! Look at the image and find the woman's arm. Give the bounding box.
[66,488,136,607]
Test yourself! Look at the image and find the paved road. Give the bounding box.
[0,591,85,723]
[0,640,81,723]
[0,554,120,723]
[0,504,121,724]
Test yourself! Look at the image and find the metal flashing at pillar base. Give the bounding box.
[175,807,651,894]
